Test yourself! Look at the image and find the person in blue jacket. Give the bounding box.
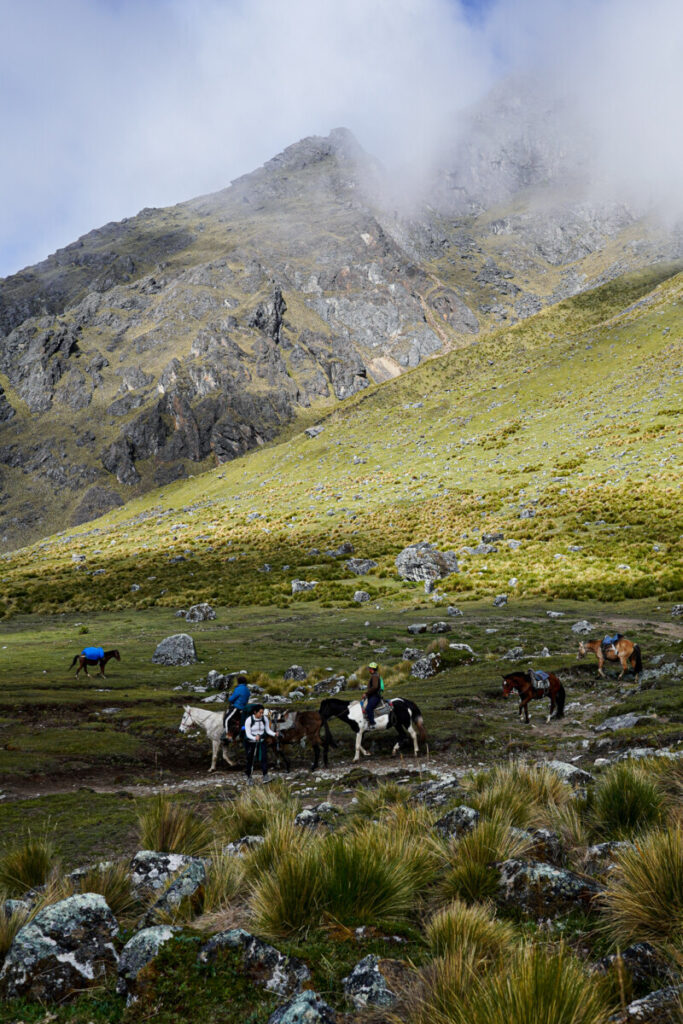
[221,675,251,740]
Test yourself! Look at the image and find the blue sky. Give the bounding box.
[1,0,682,279]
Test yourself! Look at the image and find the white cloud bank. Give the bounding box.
[1,0,681,277]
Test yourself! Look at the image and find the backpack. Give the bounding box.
[379,677,384,694]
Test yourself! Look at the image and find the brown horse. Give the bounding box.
[269,709,328,770]
[69,648,121,678]
[502,671,565,724]
[577,636,642,683]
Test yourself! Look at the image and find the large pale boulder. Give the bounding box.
[395,542,458,583]
[152,633,197,666]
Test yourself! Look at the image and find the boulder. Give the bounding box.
[493,594,508,607]
[433,805,480,840]
[494,859,603,917]
[407,623,428,634]
[595,943,672,988]
[284,665,307,682]
[395,542,459,583]
[305,425,324,439]
[207,669,226,689]
[185,603,216,622]
[130,850,195,899]
[402,647,422,661]
[143,858,206,923]
[327,542,354,557]
[0,893,118,1002]
[415,774,464,807]
[197,928,311,997]
[116,925,177,1003]
[346,558,377,575]
[594,713,656,733]
[429,621,451,633]
[342,954,404,1009]
[152,633,197,666]
[354,591,370,603]
[313,675,345,695]
[582,840,633,877]
[411,653,442,679]
[482,531,504,543]
[510,827,565,868]
[670,605,683,618]
[546,760,594,786]
[447,606,463,617]
[291,579,317,594]
[571,620,594,634]
[268,990,337,1024]
[616,985,683,1022]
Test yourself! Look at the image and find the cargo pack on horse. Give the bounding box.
[578,635,642,683]
[319,696,427,763]
[69,647,120,678]
[502,671,565,724]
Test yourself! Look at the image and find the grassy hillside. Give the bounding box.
[0,263,680,618]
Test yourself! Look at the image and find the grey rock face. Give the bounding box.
[185,603,216,622]
[346,558,378,575]
[494,859,603,916]
[493,594,508,607]
[313,674,345,695]
[411,653,442,678]
[595,943,671,988]
[353,590,370,603]
[572,620,594,634]
[0,893,118,1001]
[395,542,459,583]
[594,713,655,732]
[130,850,195,899]
[197,928,311,997]
[152,633,197,666]
[70,485,124,526]
[116,925,177,1002]
[433,805,480,840]
[407,623,428,634]
[402,647,422,661]
[143,858,206,923]
[342,954,400,1009]
[267,990,337,1024]
[546,761,594,786]
[284,665,307,682]
[291,579,317,594]
[429,621,451,633]
[618,985,683,1022]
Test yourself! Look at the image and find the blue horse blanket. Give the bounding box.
[82,647,105,661]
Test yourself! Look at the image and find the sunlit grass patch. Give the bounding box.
[425,899,517,961]
[0,830,58,896]
[463,761,573,828]
[213,783,300,843]
[587,761,667,841]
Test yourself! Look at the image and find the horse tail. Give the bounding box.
[633,644,643,676]
[414,714,428,743]
[556,684,566,719]
[69,655,78,669]
[322,718,338,749]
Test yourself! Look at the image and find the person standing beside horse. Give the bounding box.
[364,661,383,727]
[243,704,276,784]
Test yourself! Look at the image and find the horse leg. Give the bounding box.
[221,743,235,768]
[522,697,531,724]
[597,653,605,678]
[311,742,320,771]
[209,740,220,772]
[547,696,555,723]
[408,723,419,756]
[617,654,628,680]
[99,659,106,678]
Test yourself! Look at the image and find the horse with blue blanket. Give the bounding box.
[69,646,121,678]
[502,670,565,724]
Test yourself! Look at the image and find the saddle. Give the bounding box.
[601,634,622,652]
[360,698,391,719]
[530,670,550,691]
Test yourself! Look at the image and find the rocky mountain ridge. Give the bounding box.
[0,109,681,549]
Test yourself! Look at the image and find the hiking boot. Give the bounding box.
[246,776,254,787]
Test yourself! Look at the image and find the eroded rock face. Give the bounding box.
[342,954,406,1009]
[197,928,311,997]
[267,990,337,1024]
[433,805,480,840]
[143,858,206,924]
[185,603,216,622]
[411,653,442,679]
[0,893,118,1002]
[152,633,197,666]
[117,925,177,1003]
[395,542,459,583]
[493,859,603,917]
[617,985,683,1023]
[130,850,195,899]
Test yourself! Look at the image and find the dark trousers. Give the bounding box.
[244,739,268,777]
[366,695,381,725]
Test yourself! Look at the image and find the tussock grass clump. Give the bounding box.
[77,860,138,922]
[437,814,532,905]
[214,783,300,843]
[425,900,517,962]
[354,781,413,818]
[244,813,311,880]
[601,825,683,950]
[202,843,247,915]
[0,831,58,896]
[464,762,573,828]
[588,762,666,840]
[137,795,211,855]
[453,942,613,1024]
[409,949,481,1024]
[249,840,324,938]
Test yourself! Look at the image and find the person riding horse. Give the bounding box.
[222,675,250,740]
[364,662,383,728]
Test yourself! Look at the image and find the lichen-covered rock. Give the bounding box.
[510,827,565,868]
[415,774,463,807]
[268,990,337,1024]
[353,590,370,603]
[116,925,177,1003]
[291,579,317,594]
[395,542,459,583]
[346,558,377,576]
[572,620,594,634]
[595,943,672,988]
[130,850,194,899]
[0,893,118,1002]
[402,647,422,661]
[143,858,206,923]
[407,623,428,634]
[546,760,594,786]
[152,633,197,666]
[284,665,307,681]
[581,840,634,878]
[411,653,442,678]
[197,928,310,997]
[433,805,480,839]
[494,859,603,917]
[342,954,407,1009]
[185,603,216,622]
[493,593,508,607]
[594,713,655,733]
[429,621,451,633]
[224,835,266,856]
[616,985,683,1022]
[313,674,345,695]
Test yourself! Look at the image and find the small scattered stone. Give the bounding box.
[571,620,594,635]
[493,594,508,607]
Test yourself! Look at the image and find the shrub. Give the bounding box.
[601,825,683,950]
[137,795,211,855]
[588,762,666,840]
[77,860,138,922]
[436,814,532,905]
[0,832,58,896]
[464,762,573,828]
[214,784,300,843]
[425,900,517,962]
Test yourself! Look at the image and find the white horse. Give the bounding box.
[319,697,427,763]
[179,705,239,772]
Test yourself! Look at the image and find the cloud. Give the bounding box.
[1,0,681,277]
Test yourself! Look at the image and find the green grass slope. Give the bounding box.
[1,264,681,616]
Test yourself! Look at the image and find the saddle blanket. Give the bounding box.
[531,670,550,690]
[602,634,621,650]
[361,698,391,718]
[82,647,105,661]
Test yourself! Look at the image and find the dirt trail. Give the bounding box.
[608,616,683,639]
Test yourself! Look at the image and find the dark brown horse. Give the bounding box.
[69,648,120,678]
[578,636,642,684]
[269,709,328,770]
[502,671,565,724]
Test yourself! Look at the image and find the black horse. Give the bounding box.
[69,648,121,678]
[319,696,427,762]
